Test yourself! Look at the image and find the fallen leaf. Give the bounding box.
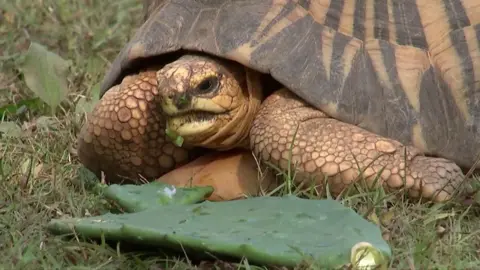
[367,211,380,226]
[35,116,59,131]
[380,209,395,227]
[0,121,22,137]
[33,163,44,178]
[21,158,32,176]
[19,42,70,112]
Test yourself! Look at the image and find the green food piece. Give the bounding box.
[165,128,184,147]
[178,94,188,105]
[48,193,391,268]
[103,182,214,212]
[174,135,184,147]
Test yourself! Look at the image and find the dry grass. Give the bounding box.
[1,1,480,269]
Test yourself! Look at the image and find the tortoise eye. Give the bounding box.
[196,76,219,94]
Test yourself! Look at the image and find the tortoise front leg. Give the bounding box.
[250,89,469,202]
[77,71,196,183]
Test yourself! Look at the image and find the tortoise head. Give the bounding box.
[157,54,263,150]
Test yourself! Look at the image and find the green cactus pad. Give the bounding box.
[103,182,214,212]
[48,184,391,268]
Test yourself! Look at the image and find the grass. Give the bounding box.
[1,1,480,269]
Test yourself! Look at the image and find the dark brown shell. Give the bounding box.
[100,0,480,168]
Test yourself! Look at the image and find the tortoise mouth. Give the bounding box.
[167,110,217,122]
[166,110,225,137]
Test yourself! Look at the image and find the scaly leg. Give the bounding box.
[250,89,469,202]
[77,71,197,183]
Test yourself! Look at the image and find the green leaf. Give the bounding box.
[48,190,391,268]
[19,42,70,112]
[0,121,22,137]
[19,245,36,265]
[0,98,44,118]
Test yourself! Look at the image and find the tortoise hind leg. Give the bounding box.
[77,71,196,184]
[157,149,276,201]
[250,89,470,202]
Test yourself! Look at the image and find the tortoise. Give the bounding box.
[77,0,480,202]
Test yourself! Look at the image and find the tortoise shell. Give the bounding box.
[99,0,480,169]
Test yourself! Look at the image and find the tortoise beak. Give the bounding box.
[160,91,192,116]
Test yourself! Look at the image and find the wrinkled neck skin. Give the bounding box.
[195,68,263,151]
